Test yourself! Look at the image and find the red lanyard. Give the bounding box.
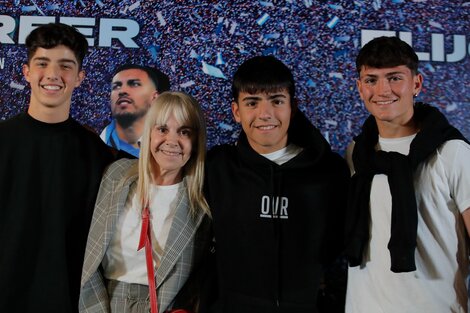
[137,206,159,313]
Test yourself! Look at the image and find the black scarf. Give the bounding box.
[345,102,469,273]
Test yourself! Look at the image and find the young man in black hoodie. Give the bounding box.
[205,55,350,313]
[345,36,470,313]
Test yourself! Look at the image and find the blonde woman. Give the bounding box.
[79,92,211,313]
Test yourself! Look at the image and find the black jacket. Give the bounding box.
[0,113,114,313]
[205,112,350,313]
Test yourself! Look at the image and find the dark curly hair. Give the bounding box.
[25,23,88,69]
[356,36,419,76]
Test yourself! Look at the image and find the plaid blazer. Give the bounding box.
[79,158,210,312]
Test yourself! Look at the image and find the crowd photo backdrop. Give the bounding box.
[0,0,469,155]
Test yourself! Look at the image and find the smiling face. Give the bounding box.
[232,89,292,154]
[23,45,84,122]
[357,65,423,137]
[150,114,193,184]
[111,68,157,128]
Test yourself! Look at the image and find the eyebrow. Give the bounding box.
[178,126,193,133]
[155,124,192,131]
[241,94,287,101]
[363,71,406,78]
[385,71,406,76]
[32,57,77,65]
[112,78,142,85]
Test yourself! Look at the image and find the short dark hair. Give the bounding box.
[25,23,88,69]
[113,64,170,93]
[232,55,296,109]
[356,36,419,76]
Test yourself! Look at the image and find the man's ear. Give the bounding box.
[356,79,364,101]
[151,90,159,100]
[75,70,85,87]
[231,101,241,123]
[413,73,423,96]
[22,64,31,83]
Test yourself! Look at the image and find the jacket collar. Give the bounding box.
[236,111,330,169]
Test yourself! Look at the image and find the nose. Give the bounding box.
[45,64,59,81]
[118,90,128,97]
[377,78,392,96]
[257,101,273,120]
[117,84,130,96]
[164,131,179,147]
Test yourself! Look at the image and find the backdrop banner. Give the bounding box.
[1,1,469,154]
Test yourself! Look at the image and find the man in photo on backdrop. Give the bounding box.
[100,64,170,158]
[0,23,114,313]
[345,36,470,313]
[204,55,350,313]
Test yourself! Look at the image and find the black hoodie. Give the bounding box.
[205,111,350,313]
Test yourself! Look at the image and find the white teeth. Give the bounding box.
[257,125,275,130]
[43,85,61,90]
[160,150,181,156]
[376,100,394,105]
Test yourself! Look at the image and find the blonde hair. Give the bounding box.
[132,91,209,217]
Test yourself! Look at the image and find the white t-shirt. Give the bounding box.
[346,137,470,313]
[103,182,182,285]
[261,143,303,165]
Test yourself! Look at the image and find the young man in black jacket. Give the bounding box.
[205,55,350,313]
